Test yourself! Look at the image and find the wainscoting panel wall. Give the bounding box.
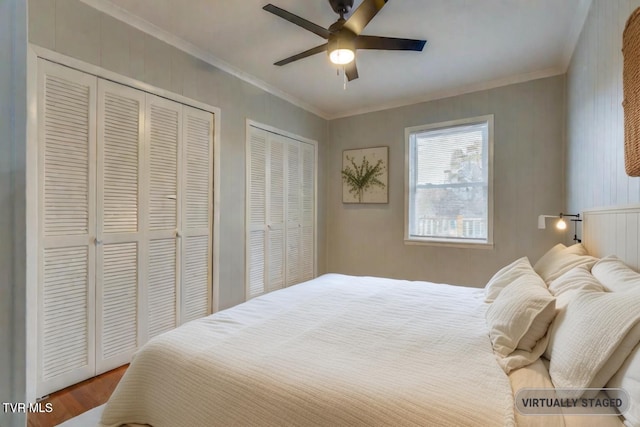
[583,205,640,270]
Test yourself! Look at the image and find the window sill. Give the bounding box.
[404,238,494,250]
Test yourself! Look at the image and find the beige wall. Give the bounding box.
[326,76,566,286]
[1,0,27,425]
[28,0,328,309]
[567,0,640,213]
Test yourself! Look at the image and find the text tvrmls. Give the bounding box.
[521,398,624,408]
[3,402,53,413]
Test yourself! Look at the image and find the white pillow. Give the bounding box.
[533,243,597,284]
[607,341,640,427]
[486,273,556,373]
[484,257,535,302]
[547,290,640,390]
[533,243,566,273]
[548,265,606,309]
[543,266,607,362]
[592,255,640,292]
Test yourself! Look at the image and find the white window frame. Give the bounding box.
[404,115,494,248]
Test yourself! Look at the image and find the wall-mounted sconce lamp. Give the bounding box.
[538,213,582,242]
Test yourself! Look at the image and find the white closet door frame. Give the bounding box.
[95,79,146,374]
[36,60,97,397]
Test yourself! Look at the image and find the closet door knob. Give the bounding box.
[95,238,103,245]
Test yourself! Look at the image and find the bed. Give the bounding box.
[99,206,640,427]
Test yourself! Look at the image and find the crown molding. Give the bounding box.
[78,0,330,119]
[326,66,566,120]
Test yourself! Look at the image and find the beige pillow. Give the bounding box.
[484,257,535,303]
[486,273,556,373]
[592,255,640,292]
[534,243,597,284]
[547,290,640,390]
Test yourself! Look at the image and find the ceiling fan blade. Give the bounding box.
[356,35,426,51]
[263,4,330,39]
[274,43,328,66]
[343,0,387,36]
[345,60,359,81]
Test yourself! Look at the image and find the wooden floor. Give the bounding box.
[27,365,128,427]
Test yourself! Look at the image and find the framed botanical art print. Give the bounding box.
[342,146,388,203]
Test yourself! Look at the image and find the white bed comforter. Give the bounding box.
[99,274,515,427]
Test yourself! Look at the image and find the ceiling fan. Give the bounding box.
[263,0,427,81]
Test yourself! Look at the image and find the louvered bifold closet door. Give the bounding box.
[300,142,315,281]
[37,60,97,397]
[145,94,181,335]
[95,80,144,374]
[266,134,286,292]
[285,142,302,286]
[180,105,213,324]
[246,127,268,298]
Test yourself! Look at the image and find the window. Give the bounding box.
[405,115,493,246]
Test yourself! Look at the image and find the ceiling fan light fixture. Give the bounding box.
[264,0,427,80]
[329,48,355,65]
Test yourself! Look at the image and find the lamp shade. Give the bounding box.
[538,215,559,229]
[538,215,547,229]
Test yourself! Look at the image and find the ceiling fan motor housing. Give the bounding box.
[327,29,356,49]
[329,0,354,15]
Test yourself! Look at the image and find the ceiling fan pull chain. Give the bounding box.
[343,66,347,90]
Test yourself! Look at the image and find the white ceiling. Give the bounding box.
[89,0,592,119]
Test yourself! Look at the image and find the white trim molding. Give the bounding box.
[404,115,495,249]
[78,0,328,120]
[328,68,564,120]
